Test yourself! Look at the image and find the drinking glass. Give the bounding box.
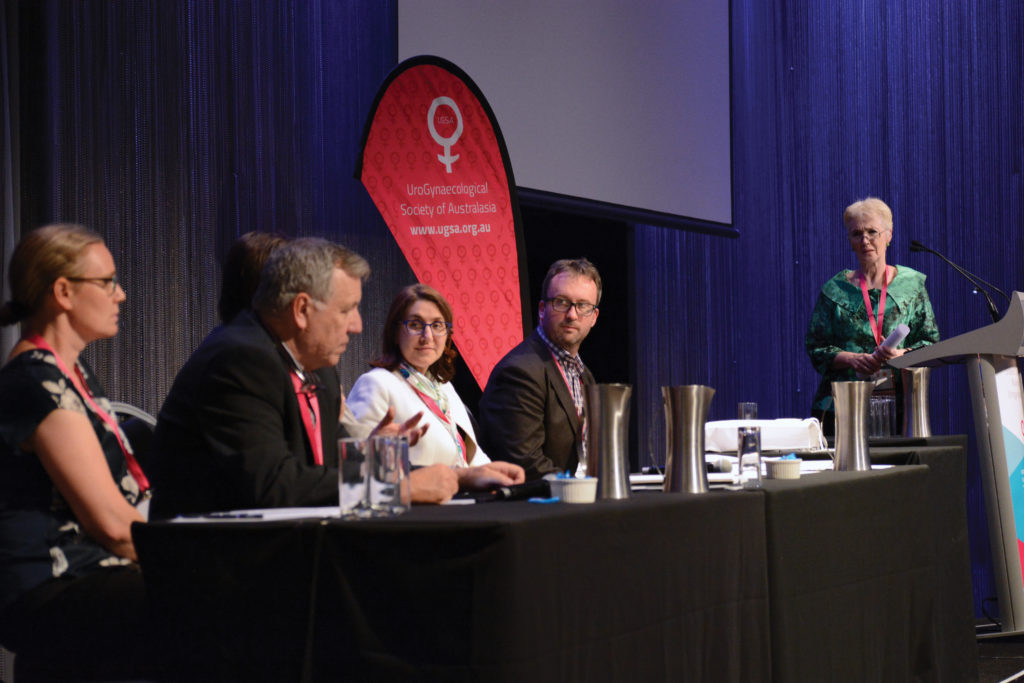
[338,437,372,518]
[869,395,896,438]
[735,402,760,487]
[369,435,411,515]
[738,426,763,489]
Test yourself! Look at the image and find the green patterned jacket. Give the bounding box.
[805,265,940,412]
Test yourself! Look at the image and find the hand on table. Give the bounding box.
[456,461,526,490]
[410,464,459,504]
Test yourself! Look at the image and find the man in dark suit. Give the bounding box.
[478,258,601,479]
[150,238,504,518]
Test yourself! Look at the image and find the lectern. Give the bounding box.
[892,292,1024,633]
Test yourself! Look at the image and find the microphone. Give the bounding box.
[909,239,1006,323]
[472,479,552,502]
[909,241,1010,302]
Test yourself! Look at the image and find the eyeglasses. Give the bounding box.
[848,228,889,242]
[67,274,119,294]
[402,319,452,336]
[544,297,597,317]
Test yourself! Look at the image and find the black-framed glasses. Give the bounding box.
[544,297,597,317]
[402,319,452,336]
[67,274,119,295]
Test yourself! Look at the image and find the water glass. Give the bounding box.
[338,437,372,518]
[369,435,411,515]
[738,402,758,421]
[868,395,896,438]
[738,426,762,489]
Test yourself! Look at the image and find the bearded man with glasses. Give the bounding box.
[479,258,602,479]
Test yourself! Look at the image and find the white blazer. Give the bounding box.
[343,367,490,468]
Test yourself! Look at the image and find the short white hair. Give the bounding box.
[843,197,893,231]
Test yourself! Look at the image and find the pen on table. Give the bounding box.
[177,512,264,519]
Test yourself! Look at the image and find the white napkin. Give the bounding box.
[705,418,826,453]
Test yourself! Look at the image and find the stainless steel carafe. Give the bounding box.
[584,383,633,500]
[662,385,715,493]
[901,367,932,438]
[832,380,872,471]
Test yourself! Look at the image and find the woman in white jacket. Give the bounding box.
[345,284,523,482]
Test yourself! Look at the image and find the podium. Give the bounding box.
[892,292,1024,633]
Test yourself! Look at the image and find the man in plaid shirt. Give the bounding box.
[479,258,601,479]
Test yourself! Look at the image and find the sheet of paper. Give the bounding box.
[171,506,340,523]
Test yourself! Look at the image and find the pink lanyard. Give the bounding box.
[290,371,323,465]
[858,270,889,347]
[25,335,150,492]
[405,382,467,465]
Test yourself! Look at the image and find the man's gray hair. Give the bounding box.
[252,237,370,315]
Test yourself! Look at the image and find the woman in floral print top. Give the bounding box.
[0,224,157,678]
[805,198,940,434]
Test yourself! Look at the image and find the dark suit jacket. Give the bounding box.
[477,330,595,479]
[149,312,342,518]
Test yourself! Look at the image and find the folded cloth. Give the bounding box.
[705,418,826,453]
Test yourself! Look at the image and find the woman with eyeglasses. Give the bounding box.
[0,225,160,678]
[804,197,939,435]
[344,284,524,487]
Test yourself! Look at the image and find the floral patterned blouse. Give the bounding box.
[804,265,940,413]
[0,349,138,612]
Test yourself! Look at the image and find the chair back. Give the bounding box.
[108,401,157,478]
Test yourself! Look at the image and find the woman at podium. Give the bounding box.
[805,197,940,434]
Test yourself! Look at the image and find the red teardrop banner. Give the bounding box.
[356,56,529,389]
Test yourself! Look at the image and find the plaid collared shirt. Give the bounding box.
[537,326,588,474]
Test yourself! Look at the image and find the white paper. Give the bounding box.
[171,506,340,523]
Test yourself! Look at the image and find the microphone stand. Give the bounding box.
[909,240,1004,323]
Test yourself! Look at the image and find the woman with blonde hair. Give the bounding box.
[805,198,940,434]
[0,224,159,679]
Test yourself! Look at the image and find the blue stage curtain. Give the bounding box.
[0,2,20,360]
[14,0,409,408]
[634,0,1023,617]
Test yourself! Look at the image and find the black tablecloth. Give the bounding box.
[872,442,978,683]
[762,468,937,681]
[134,456,976,682]
[135,493,770,682]
[800,441,977,681]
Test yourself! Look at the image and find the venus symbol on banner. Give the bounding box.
[356,58,527,389]
[428,97,463,173]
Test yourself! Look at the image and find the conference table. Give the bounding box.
[133,446,976,682]
[814,435,977,682]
